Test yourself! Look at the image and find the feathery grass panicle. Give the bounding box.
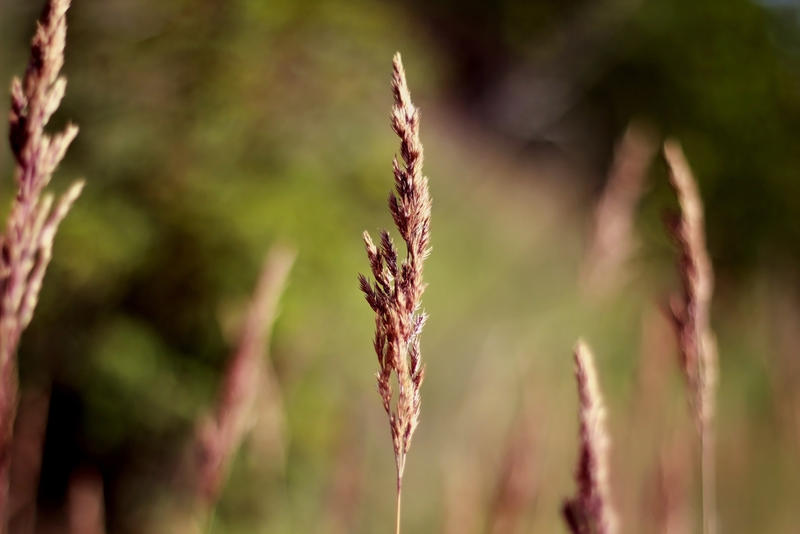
[359,52,430,534]
[1,0,81,523]
[663,140,718,534]
[194,246,295,505]
[563,341,618,534]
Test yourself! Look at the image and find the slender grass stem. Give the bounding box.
[395,480,403,534]
[701,424,717,534]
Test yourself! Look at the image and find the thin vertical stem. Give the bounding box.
[701,425,716,534]
[395,478,403,534]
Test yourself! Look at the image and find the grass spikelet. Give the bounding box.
[663,140,718,534]
[359,52,431,534]
[563,340,618,534]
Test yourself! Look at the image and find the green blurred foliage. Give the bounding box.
[411,0,800,273]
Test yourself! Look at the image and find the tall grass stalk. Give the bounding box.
[359,52,431,534]
[583,122,657,294]
[663,140,718,534]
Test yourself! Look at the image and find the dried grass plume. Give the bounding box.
[563,340,618,534]
[1,0,82,523]
[359,52,431,534]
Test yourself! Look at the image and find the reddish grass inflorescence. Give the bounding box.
[359,52,431,534]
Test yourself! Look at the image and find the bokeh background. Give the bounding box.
[1,0,800,532]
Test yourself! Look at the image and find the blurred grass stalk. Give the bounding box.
[1,0,83,526]
[486,391,540,534]
[582,122,657,295]
[192,245,295,514]
[664,140,718,534]
[653,434,692,534]
[8,390,50,534]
